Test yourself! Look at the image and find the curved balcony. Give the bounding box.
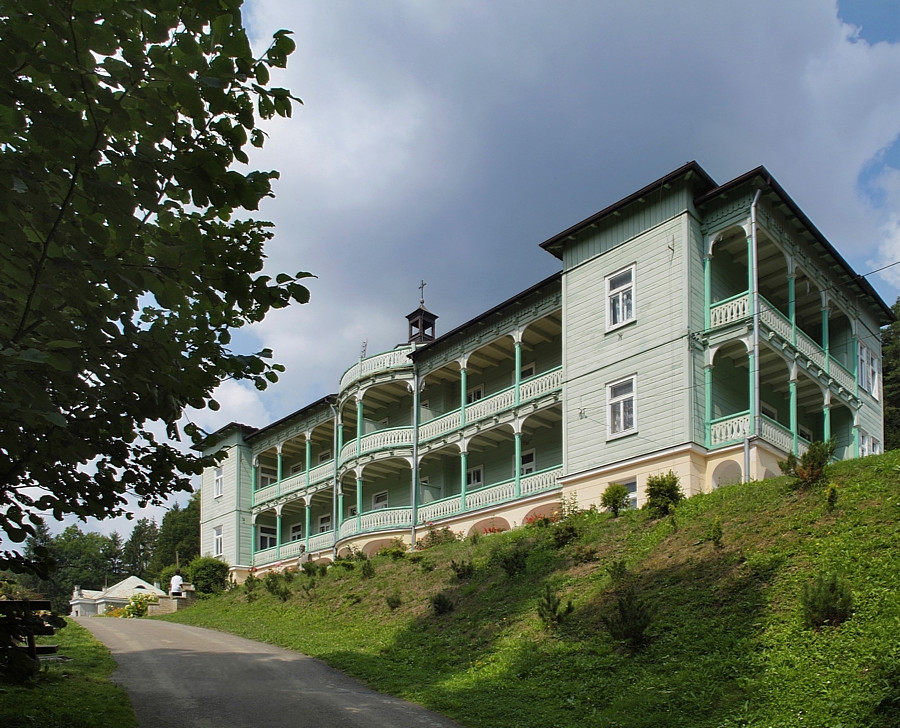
[339,346,414,392]
[252,459,335,508]
[339,426,415,464]
[339,506,413,539]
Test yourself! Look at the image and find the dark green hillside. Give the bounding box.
[165,451,900,728]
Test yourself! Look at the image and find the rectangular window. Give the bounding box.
[213,526,223,557]
[318,450,332,464]
[372,491,389,510]
[290,524,303,541]
[291,463,305,475]
[318,514,331,533]
[620,479,638,509]
[607,376,636,438]
[259,525,277,550]
[466,385,484,404]
[520,449,535,476]
[214,467,224,498]
[760,402,778,421]
[258,466,277,489]
[606,265,635,330]
[858,345,881,399]
[466,465,484,488]
[520,363,536,380]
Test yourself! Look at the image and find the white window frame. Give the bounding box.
[213,526,223,557]
[291,462,305,475]
[607,375,637,439]
[259,525,277,550]
[520,448,536,476]
[372,491,389,510]
[760,402,778,421]
[619,478,638,509]
[466,384,484,404]
[858,345,881,400]
[520,362,536,381]
[318,450,332,464]
[606,264,635,331]
[798,424,814,442]
[318,514,332,533]
[290,523,304,541]
[214,467,224,498]
[466,465,484,488]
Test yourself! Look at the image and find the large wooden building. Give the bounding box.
[199,162,892,575]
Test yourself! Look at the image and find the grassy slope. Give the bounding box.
[0,618,138,728]
[165,451,900,728]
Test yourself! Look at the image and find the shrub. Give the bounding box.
[264,572,291,601]
[301,578,317,600]
[706,517,723,548]
[802,571,853,629]
[601,482,631,518]
[377,538,408,560]
[361,559,375,579]
[607,559,630,585]
[644,471,683,518]
[603,585,653,648]
[189,556,230,594]
[123,592,158,618]
[571,544,599,563]
[158,564,179,593]
[497,542,529,577]
[551,521,580,548]
[430,592,455,615]
[468,531,481,546]
[826,483,839,512]
[301,561,317,577]
[244,572,260,603]
[537,584,573,627]
[450,559,475,580]
[385,592,402,611]
[779,439,837,489]
[317,564,328,577]
[417,525,458,550]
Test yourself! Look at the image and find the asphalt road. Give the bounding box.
[78,617,463,728]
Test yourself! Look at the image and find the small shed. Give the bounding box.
[70,576,166,616]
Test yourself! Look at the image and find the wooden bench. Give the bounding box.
[0,599,60,661]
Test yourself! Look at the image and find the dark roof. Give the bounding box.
[409,271,562,359]
[540,161,718,257]
[192,421,257,452]
[244,394,337,443]
[694,166,893,323]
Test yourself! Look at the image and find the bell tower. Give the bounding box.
[407,280,438,344]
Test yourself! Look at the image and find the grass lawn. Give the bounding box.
[165,450,900,728]
[0,618,137,728]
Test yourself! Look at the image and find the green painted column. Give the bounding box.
[703,255,711,330]
[852,337,859,397]
[460,450,468,512]
[276,446,283,497]
[356,397,364,456]
[304,499,311,553]
[514,339,522,407]
[460,367,468,427]
[514,431,522,498]
[704,365,713,449]
[823,406,831,442]
[822,306,830,374]
[250,463,258,506]
[275,507,282,560]
[305,437,312,489]
[787,275,796,345]
[250,521,256,565]
[337,491,344,533]
[790,379,798,455]
[356,476,363,531]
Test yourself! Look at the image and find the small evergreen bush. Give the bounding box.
[706,517,723,548]
[385,592,402,611]
[601,482,631,518]
[244,572,259,603]
[450,559,474,580]
[644,471,683,518]
[497,542,528,577]
[802,571,853,629]
[551,521,579,548]
[361,559,375,579]
[417,526,458,549]
[430,592,455,615]
[264,571,291,601]
[537,584,573,627]
[826,483,839,512]
[607,559,630,585]
[301,561,317,577]
[603,585,653,648]
[779,439,837,489]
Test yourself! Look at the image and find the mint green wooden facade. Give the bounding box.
[200,162,892,574]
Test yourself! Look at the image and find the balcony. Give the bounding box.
[339,346,414,392]
[339,426,415,463]
[252,459,335,508]
[709,411,809,455]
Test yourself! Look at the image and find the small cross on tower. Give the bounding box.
[407,280,438,344]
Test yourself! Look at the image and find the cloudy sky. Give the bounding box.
[69,1,900,537]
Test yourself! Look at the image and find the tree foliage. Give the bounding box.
[123,517,159,580]
[148,492,200,576]
[600,482,631,518]
[643,470,684,518]
[882,297,900,451]
[0,1,308,575]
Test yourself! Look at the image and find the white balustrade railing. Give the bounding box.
[830,361,854,392]
[359,507,412,532]
[796,330,826,369]
[341,427,414,464]
[521,468,562,495]
[710,413,750,445]
[279,540,306,559]
[419,410,462,441]
[519,367,562,401]
[277,472,304,498]
[758,298,791,340]
[306,531,335,553]
[253,546,277,565]
[709,294,749,328]
[418,496,462,523]
[339,519,358,539]
[253,483,277,506]
[339,346,414,391]
[466,480,516,510]
[759,416,793,453]
[466,387,515,422]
